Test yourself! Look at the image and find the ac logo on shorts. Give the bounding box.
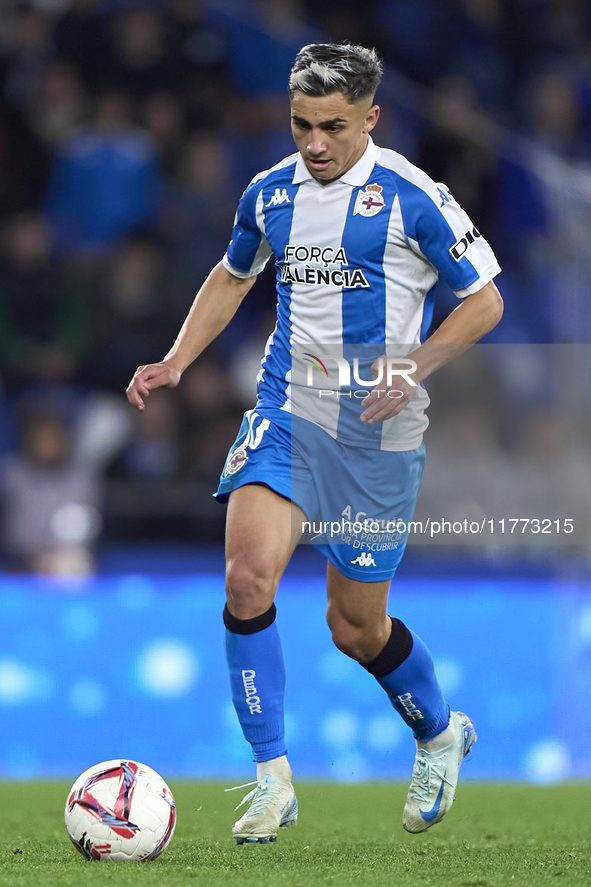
[224,411,271,477]
[350,552,377,567]
[225,447,248,476]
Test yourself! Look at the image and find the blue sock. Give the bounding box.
[223,604,287,762]
[361,618,450,741]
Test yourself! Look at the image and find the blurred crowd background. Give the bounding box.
[2,0,591,573]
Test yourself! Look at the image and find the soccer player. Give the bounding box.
[127,44,503,843]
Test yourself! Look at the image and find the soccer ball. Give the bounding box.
[64,759,176,862]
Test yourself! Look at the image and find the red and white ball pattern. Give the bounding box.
[64,760,176,862]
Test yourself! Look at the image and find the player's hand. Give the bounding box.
[126,361,181,411]
[359,355,418,424]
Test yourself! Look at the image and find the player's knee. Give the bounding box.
[327,615,370,661]
[330,625,376,661]
[225,555,276,619]
[327,606,389,662]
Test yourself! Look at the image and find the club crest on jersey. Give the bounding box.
[225,447,248,476]
[354,183,386,217]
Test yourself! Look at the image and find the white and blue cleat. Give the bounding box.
[402,710,476,834]
[226,773,298,844]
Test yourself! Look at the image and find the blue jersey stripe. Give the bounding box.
[226,160,297,276]
[259,169,298,261]
[337,174,395,444]
[256,170,299,409]
[226,179,265,275]
[391,172,479,291]
[340,176,393,345]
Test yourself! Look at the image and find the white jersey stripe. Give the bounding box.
[285,178,351,438]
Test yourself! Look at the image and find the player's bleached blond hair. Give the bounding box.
[288,44,383,104]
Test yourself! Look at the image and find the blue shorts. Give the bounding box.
[215,408,425,583]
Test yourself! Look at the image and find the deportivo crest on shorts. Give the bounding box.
[353,183,386,217]
[224,447,248,476]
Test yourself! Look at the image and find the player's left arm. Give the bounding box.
[360,278,503,424]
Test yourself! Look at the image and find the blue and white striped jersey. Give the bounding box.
[223,137,501,450]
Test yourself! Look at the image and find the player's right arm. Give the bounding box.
[126,262,257,411]
[127,171,272,410]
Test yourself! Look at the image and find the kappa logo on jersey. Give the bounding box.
[266,188,291,207]
[350,552,377,567]
[450,226,481,260]
[438,185,452,207]
[353,183,386,217]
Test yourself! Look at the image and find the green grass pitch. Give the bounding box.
[0,782,588,887]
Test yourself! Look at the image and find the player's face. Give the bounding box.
[290,91,380,184]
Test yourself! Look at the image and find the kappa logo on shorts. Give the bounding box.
[353,183,386,217]
[224,412,271,477]
[350,552,377,567]
[224,447,248,476]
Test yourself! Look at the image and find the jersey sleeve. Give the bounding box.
[222,179,273,279]
[396,177,501,298]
